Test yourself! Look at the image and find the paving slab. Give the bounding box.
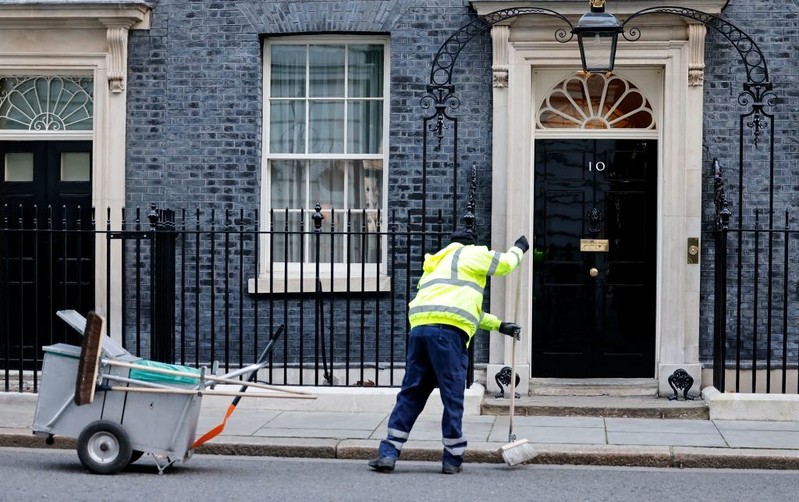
[491,425,607,444]
[605,417,718,434]
[265,411,386,431]
[713,420,799,431]
[719,430,799,449]
[196,410,282,436]
[607,431,728,448]
[495,415,606,428]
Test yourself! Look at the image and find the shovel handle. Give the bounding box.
[231,324,285,404]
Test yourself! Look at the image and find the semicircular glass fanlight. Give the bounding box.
[0,75,93,131]
[537,73,655,130]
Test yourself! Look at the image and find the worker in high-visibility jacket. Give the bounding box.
[369,230,529,474]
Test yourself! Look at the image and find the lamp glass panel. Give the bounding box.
[580,32,617,72]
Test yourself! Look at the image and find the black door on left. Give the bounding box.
[1,141,93,370]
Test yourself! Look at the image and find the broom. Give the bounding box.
[499,267,538,466]
[74,311,105,406]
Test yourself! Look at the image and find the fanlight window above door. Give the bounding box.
[537,73,655,130]
[0,76,93,131]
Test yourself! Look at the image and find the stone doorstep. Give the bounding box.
[528,377,661,397]
[481,395,710,420]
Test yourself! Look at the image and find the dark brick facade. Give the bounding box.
[700,1,799,365]
[125,0,494,367]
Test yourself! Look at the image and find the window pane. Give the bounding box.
[310,160,345,209]
[311,211,345,262]
[347,101,382,154]
[270,209,303,263]
[270,101,306,153]
[346,159,382,263]
[309,45,344,97]
[348,212,380,263]
[347,159,383,212]
[270,45,306,98]
[61,152,90,182]
[348,45,383,98]
[270,160,306,209]
[4,152,33,182]
[309,101,344,153]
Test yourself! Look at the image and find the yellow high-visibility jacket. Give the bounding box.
[408,242,524,347]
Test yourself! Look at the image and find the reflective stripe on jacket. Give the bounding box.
[408,242,524,347]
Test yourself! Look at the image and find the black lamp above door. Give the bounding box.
[573,0,623,73]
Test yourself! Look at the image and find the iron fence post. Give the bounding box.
[312,203,331,384]
[148,204,177,363]
[713,159,731,391]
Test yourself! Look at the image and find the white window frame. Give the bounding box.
[253,35,391,294]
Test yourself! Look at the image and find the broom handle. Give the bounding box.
[508,263,523,443]
[509,333,517,443]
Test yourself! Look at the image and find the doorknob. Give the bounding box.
[589,267,599,277]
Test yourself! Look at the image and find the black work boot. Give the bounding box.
[441,463,462,474]
[368,456,396,472]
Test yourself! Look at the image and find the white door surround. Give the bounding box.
[471,0,727,395]
[0,2,152,340]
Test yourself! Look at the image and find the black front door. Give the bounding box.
[532,139,657,377]
[1,141,94,368]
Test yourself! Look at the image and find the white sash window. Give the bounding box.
[258,36,390,293]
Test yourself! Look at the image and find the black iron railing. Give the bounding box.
[710,161,799,394]
[1,204,480,393]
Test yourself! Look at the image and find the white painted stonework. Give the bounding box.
[703,386,799,421]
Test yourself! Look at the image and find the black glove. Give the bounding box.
[498,322,521,340]
[514,235,529,253]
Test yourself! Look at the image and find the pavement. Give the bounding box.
[4,390,799,470]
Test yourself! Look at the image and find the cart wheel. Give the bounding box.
[77,420,132,474]
[129,450,144,464]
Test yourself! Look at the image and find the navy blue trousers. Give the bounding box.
[378,324,469,466]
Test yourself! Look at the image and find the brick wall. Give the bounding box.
[125,0,495,369]
[699,0,799,365]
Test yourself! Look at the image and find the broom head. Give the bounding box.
[499,438,538,466]
[74,311,105,406]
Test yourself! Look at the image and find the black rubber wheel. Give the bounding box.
[129,450,145,464]
[76,420,132,474]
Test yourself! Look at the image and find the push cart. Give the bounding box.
[32,310,312,474]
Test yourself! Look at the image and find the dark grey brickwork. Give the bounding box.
[125,1,494,370]
[699,1,799,366]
